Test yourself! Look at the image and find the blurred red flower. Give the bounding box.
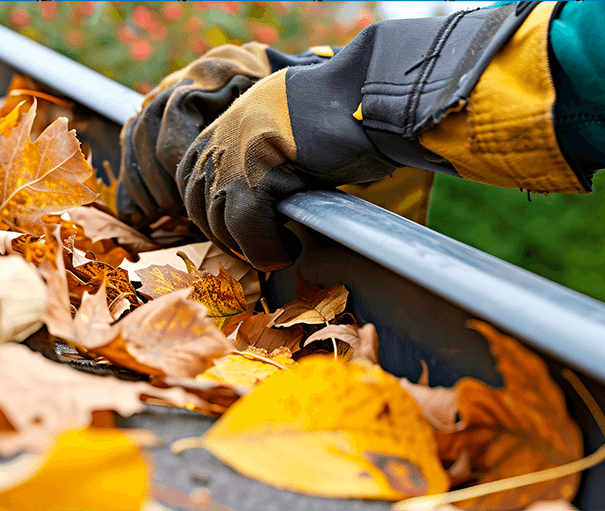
[185,16,204,34]
[78,2,96,17]
[187,36,209,54]
[253,25,278,45]
[66,29,85,48]
[221,3,241,15]
[147,20,168,41]
[355,8,375,29]
[161,3,183,22]
[131,40,154,61]
[10,8,31,28]
[40,2,58,21]
[116,24,138,45]
[133,5,153,29]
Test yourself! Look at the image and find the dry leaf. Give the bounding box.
[0,427,149,511]
[195,347,296,391]
[0,343,209,454]
[434,321,583,509]
[223,310,306,353]
[303,322,380,363]
[274,275,348,328]
[193,357,449,500]
[64,235,139,309]
[137,264,247,330]
[74,287,234,378]
[0,102,98,235]
[0,230,22,255]
[0,255,47,343]
[66,205,159,255]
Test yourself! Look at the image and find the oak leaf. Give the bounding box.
[0,102,98,235]
[195,357,449,500]
[434,320,583,509]
[273,275,348,328]
[136,263,247,330]
[74,287,234,378]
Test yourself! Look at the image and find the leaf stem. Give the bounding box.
[393,368,605,511]
[232,350,288,370]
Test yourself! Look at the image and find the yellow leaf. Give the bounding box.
[136,263,247,330]
[0,102,98,235]
[274,275,348,328]
[0,427,149,511]
[198,357,449,500]
[196,347,296,391]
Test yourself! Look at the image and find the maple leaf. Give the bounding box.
[0,102,98,235]
[136,263,247,329]
[74,286,234,378]
[0,343,210,454]
[178,357,449,500]
[273,274,349,328]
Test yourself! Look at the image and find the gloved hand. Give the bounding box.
[119,2,589,271]
[118,42,334,228]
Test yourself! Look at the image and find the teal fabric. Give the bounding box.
[550,2,605,188]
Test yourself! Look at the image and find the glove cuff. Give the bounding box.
[419,2,587,194]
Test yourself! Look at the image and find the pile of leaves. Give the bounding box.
[0,98,601,510]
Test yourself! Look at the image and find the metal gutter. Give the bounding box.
[2,24,605,382]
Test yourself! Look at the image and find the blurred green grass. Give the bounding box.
[428,172,605,303]
[2,1,604,303]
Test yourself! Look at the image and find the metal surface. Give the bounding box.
[0,24,142,125]
[1,24,604,381]
[2,23,605,511]
[278,190,605,383]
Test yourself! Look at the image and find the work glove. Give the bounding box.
[117,41,335,228]
[119,2,589,271]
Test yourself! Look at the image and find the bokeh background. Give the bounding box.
[1,1,605,303]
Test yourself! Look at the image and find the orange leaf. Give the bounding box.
[273,274,348,328]
[137,263,247,329]
[74,287,234,378]
[435,321,583,509]
[0,102,98,235]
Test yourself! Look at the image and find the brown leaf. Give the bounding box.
[436,320,583,509]
[273,275,348,328]
[223,310,306,353]
[303,322,380,363]
[137,263,247,330]
[66,205,159,254]
[64,236,139,310]
[74,287,234,378]
[0,102,98,235]
[0,343,210,454]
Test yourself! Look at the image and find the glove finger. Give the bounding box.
[116,180,147,227]
[118,117,160,223]
[131,85,187,213]
[221,177,304,272]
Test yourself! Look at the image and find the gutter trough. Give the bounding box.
[1,24,604,510]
